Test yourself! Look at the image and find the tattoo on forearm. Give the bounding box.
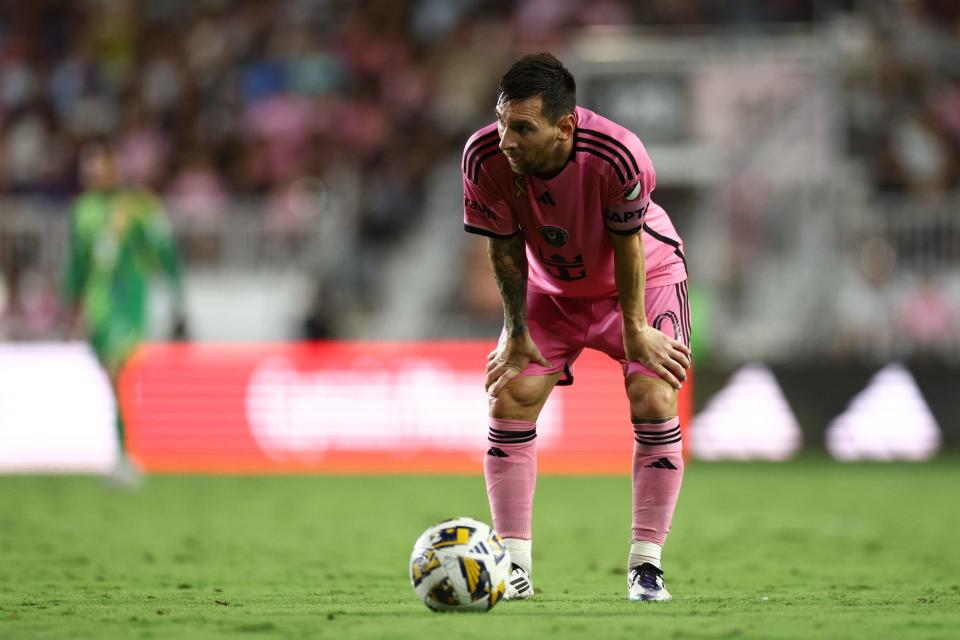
[488,235,528,337]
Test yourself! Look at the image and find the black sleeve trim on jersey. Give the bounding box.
[464,223,521,240]
[643,223,688,274]
[605,225,643,236]
[464,140,499,180]
[574,146,626,184]
[575,136,636,183]
[578,128,641,174]
[463,131,499,184]
[470,148,503,184]
[463,130,498,171]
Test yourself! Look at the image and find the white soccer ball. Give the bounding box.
[409,516,511,612]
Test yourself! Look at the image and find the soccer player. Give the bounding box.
[462,54,691,602]
[62,142,188,483]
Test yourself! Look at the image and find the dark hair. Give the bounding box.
[498,53,576,122]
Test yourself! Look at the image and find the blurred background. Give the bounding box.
[0,0,957,470]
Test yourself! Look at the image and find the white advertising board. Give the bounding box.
[0,343,117,472]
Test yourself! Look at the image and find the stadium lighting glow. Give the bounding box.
[825,363,941,461]
[689,364,802,461]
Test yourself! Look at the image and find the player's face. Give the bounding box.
[80,147,119,191]
[496,96,569,176]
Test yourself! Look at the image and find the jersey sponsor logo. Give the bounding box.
[464,197,495,220]
[605,203,648,225]
[539,225,568,248]
[536,191,556,206]
[513,175,527,197]
[537,247,586,282]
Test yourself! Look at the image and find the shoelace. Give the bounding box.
[632,564,663,590]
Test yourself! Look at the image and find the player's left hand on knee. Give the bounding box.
[625,326,690,390]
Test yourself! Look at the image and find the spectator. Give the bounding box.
[897,272,956,361]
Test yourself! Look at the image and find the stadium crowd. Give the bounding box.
[0,0,827,338]
[1,0,958,359]
[843,1,960,200]
[836,1,960,361]
[0,0,821,207]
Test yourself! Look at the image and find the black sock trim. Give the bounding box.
[635,435,683,446]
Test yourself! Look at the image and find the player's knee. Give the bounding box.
[628,379,676,420]
[489,376,550,421]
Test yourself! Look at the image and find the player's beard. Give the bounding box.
[505,154,527,174]
[511,142,568,177]
[505,147,547,175]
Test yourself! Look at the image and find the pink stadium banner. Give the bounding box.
[120,341,691,474]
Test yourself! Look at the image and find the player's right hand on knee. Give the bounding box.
[485,334,551,397]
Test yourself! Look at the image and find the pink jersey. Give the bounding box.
[463,106,686,297]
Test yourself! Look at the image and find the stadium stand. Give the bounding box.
[1,0,958,364]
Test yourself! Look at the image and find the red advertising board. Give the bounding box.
[120,341,691,474]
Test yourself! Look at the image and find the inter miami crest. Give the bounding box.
[539,225,568,248]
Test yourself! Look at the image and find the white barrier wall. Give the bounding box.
[0,343,116,472]
[0,343,948,473]
[147,270,313,342]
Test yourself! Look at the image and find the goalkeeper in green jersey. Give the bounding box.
[62,143,188,480]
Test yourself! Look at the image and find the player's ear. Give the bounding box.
[556,113,575,141]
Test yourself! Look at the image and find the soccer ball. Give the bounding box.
[409,516,511,612]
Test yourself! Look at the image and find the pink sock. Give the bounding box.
[631,417,684,545]
[484,418,537,539]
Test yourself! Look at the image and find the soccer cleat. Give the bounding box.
[503,563,534,600]
[104,454,143,491]
[627,563,672,602]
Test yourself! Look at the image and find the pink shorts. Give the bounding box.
[504,282,691,384]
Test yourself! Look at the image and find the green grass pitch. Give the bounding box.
[1,457,958,639]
